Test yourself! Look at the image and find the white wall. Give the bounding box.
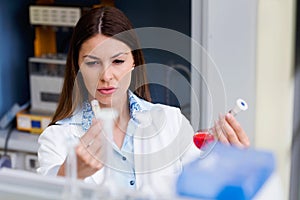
[191,0,257,142]
[255,0,296,199]
[206,0,257,142]
[192,0,296,199]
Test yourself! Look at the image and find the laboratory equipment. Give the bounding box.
[0,155,11,169]
[29,5,81,27]
[228,98,248,116]
[0,168,102,200]
[63,133,80,200]
[16,55,66,134]
[193,132,214,149]
[29,55,66,113]
[0,102,29,129]
[176,143,275,199]
[16,111,52,134]
[90,100,119,196]
[193,98,248,149]
[0,167,196,200]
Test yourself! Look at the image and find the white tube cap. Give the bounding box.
[229,98,248,116]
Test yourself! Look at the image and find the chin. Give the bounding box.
[96,90,127,107]
[98,99,113,108]
[97,98,122,108]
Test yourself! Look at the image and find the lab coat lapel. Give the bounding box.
[133,115,166,190]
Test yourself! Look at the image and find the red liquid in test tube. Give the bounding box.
[193,98,248,149]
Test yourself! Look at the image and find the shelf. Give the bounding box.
[0,129,39,154]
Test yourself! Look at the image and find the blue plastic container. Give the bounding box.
[176,143,275,199]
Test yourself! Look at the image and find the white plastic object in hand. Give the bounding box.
[91,99,101,118]
[91,100,118,121]
[229,98,248,116]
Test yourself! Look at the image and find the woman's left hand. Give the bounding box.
[212,113,250,148]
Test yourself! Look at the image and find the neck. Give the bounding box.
[114,96,130,130]
[110,94,130,148]
[98,94,130,130]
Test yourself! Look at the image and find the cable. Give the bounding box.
[0,125,13,168]
[3,125,13,156]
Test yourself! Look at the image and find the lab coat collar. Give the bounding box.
[55,90,153,137]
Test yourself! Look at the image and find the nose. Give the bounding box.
[100,65,113,82]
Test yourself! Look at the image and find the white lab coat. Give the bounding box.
[37,102,200,196]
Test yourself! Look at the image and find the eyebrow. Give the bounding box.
[83,55,100,60]
[111,52,129,59]
[82,52,129,60]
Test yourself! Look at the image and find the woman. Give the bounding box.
[37,6,249,195]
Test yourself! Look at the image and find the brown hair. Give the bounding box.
[50,6,151,125]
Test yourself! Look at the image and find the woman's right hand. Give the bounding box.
[57,118,104,179]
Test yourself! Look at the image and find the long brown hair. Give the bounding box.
[50,6,151,125]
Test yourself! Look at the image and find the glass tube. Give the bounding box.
[195,98,249,149]
[63,133,81,200]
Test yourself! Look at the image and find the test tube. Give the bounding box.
[63,134,81,200]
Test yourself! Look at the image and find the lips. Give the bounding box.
[97,87,117,95]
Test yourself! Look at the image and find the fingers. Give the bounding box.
[74,118,104,179]
[76,142,102,164]
[75,143,103,179]
[80,118,102,147]
[215,113,250,148]
[218,114,244,148]
[225,113,250,147]
[213,120,230,145]
[79,118,106,161]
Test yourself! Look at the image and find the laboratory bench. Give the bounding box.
[0,167,283,200]
[0,167,196,200]
[0,129,284,200]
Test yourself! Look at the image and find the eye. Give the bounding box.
[113,59,125,64]
[85,61,100,66]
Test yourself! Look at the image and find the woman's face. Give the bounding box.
[78,34,134,107]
